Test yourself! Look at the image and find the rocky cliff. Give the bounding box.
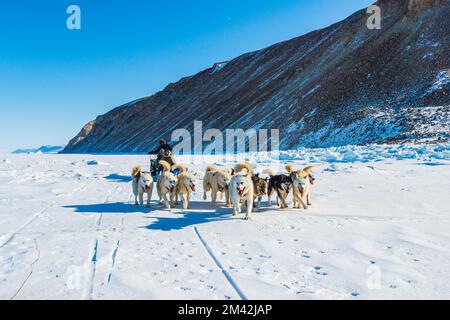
[63,0,449,153]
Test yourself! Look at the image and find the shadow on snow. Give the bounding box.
[104,173,132,183]
[64,201,235,231]
[143,201,234,231]
[64,202,150,214]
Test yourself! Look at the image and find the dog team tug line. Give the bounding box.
[131,139,316,220]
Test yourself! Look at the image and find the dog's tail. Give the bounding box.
[262,168,275,177]
[286,164,294,174]
[206,165,218,173]
[235,163,253,176]
[131,166,141,177]
[159,160,172,173]
[303,165,315,174]
[173,164,188,174]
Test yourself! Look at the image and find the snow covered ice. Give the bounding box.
[0,143,450,300]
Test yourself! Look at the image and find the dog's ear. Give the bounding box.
[231,168,235,176]
[255,173,260,178]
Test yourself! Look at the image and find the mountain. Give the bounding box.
[63,0,449,153]
[13,145,65,154]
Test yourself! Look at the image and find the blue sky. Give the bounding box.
[0,0,373,151]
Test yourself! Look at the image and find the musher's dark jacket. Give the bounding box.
[148,144,173,155]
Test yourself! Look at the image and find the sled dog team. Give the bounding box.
[131,162,315,220]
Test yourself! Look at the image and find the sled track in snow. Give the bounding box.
[9,239,41,300]
[82,212,104,300]
[107,240,121,285]
[106,216,124,285]
[0,208,47,249]
[82,194,110,300]
[83,239,99,300]
[194,226,248,300]
[82,187,124,299]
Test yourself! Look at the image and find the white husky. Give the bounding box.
[290,165,315,210]
[203,165,233,207]
[229,163,254,220]
[173,164,198,210]
[131,166,153,207]
[156,160,178,209]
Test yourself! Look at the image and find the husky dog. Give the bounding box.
[173,164,198,210]
[263,166,293,209]
[156,160,178,209]
[229,163,255,220]
[203,165,234,207]
[131,166,154,207]
[289,165,315,210]
[252,173,269,209]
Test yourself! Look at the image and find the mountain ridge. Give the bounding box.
[63,0,449,153]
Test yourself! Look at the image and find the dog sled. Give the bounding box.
[149,155,160,182]
[149,154,181,182]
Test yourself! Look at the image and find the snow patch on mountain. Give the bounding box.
[211,62,228,74]
[302,85,321,99]
[427,70,450,93]
[292,106,450,148]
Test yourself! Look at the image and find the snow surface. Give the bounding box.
[1,143,450,300]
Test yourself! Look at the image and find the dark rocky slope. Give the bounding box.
[63,0,449,153]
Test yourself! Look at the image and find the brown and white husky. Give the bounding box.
[289,165,315,210]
